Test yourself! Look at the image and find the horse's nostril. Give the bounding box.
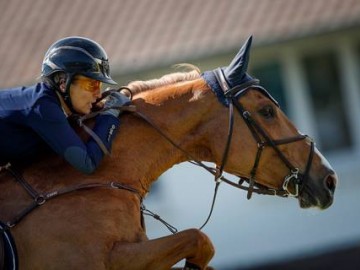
[325,173,337,193]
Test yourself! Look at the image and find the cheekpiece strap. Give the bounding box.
[213,67,231,92]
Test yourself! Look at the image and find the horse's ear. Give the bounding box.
[222,36,253,88]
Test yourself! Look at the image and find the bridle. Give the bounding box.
[185,70,316,229]
[219,86,315,198]
[211,68,315,199]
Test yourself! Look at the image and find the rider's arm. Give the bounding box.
[29,97,120,174]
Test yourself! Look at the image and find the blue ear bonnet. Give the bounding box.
[201,36,278,107]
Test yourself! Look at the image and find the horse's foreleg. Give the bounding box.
[109,228,215,270]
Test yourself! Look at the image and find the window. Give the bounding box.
[302,52,352,152]
[251,62,287,113]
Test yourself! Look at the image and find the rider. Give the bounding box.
[0,36,130,174]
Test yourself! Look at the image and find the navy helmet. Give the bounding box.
[42,36,117,85]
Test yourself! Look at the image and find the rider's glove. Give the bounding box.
[100,92,131,118]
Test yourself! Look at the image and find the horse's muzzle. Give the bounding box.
[299,170,337,209]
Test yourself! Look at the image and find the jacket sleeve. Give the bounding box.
[29,97,120,174]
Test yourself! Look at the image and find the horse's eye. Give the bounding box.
[259,105,275,119]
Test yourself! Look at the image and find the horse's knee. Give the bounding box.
[184,229,215,261]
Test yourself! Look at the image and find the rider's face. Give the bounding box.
[70,76,102,114]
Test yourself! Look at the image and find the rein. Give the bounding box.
[126,88,314,198]
[124,76,315,229]
[99,88,313,229]
[62,85,314,230]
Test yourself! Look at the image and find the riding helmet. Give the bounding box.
[41,36,117,85]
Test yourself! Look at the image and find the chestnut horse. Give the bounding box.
[0,37,337,270]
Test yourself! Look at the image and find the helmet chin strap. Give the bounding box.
[44,72,77,114]
[61,74,76,114]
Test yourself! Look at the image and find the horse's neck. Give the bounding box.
[107,79,213,192]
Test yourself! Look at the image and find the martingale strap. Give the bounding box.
[3,165,143,228]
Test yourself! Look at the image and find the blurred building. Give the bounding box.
[1,0,360,269]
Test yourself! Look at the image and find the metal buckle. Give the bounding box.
[282,168,299,197]
[6,222,15,228]
[35,195,46,205]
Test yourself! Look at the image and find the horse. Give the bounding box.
[0,36,337,270]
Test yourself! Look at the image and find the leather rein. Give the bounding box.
[105,80,315,229]
[124,83,315,200]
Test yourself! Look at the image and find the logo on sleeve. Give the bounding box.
[107,124,116,142]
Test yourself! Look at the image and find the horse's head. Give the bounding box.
[202,36,337,209]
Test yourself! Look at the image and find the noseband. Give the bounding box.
[212,68,315,199]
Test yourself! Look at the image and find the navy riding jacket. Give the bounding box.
[0,83,120,174]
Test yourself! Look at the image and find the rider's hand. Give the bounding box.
[100,91,131,118]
